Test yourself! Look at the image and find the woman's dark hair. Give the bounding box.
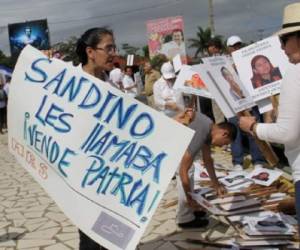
[250,54,281,89]
[217,122,238,142]
[76,27,113,65]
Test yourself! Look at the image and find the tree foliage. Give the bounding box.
[188,27,223,58]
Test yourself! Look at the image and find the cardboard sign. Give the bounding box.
[8,45,194,250]
[232,36,291,101]
[202,56,255,116]
[173,65,212,98]
[146,16,187,63]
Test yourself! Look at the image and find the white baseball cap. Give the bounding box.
[161,62,176,79]
[226,35,242,47]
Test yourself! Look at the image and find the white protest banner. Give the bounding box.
[173,65,212,98]
[232,36,291,101]
[8,45,194,250]
[202,56,255,116]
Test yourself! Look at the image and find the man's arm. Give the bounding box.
[201,144,225,196]
[179,150,198,208]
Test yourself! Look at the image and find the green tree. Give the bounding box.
[121,43,140,56]
[188,27,223,58]
[142,45,149,59]
[53,36,78,64]
[0,50,15,69]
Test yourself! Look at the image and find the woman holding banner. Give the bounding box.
[75,27,117,250]
[239,2,300,234]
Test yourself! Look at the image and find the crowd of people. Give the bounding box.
[2,1,300,249]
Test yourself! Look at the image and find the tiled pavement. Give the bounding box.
[0,133,273,250]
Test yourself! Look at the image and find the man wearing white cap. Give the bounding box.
[153,62,185,117]
[226,35,243,54]
[239,2,300,234]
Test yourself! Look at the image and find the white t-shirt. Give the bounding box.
[109,68,123,89]
[153,76,185,117]
[122,75,137,97]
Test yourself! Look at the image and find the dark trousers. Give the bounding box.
[79,230,108,250]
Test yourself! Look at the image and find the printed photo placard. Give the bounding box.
[247,167,282,186]
[201,56,255,115]
[173,65,212,98]
[232,36,291,101]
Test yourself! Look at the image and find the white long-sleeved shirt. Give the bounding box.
[256,63,300,182]
[153,76,185,117]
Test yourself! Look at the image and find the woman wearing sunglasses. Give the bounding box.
[239,2,300,235]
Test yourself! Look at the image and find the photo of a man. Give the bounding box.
[8,19,50,56]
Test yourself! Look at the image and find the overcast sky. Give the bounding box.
[0,0,298,56]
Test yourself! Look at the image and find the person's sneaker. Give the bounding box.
[194,210,207,218]
[233,164,243,171]
[178,218,209,229]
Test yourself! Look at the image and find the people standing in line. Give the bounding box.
[122,66,137,97]
[239,2,300,235]
[226,35,266,170]
[143,61,161,107]
[75,27,117,250]
[153,62,184,117]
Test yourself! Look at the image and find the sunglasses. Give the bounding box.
[280,33,295,46]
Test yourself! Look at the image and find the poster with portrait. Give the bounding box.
[146,16,187,63]
[232,36,291,101]
[8,45,194,250]
[190,64,235,118]
[201,56,255,115]
[8,19,50,56]
[173,65,212,98]
[219,171,249,187]
[247,167,282,186]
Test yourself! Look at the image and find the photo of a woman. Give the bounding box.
[220,66,245,101]
[250,55,282,89]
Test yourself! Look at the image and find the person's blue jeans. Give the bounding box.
[229,108,265,165]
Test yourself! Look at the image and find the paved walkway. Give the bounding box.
[0,133,267,250]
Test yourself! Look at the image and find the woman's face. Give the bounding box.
[254,57,271,76]
[223,70,234,83]
[281,35,300,64]
[88,34,116,72]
